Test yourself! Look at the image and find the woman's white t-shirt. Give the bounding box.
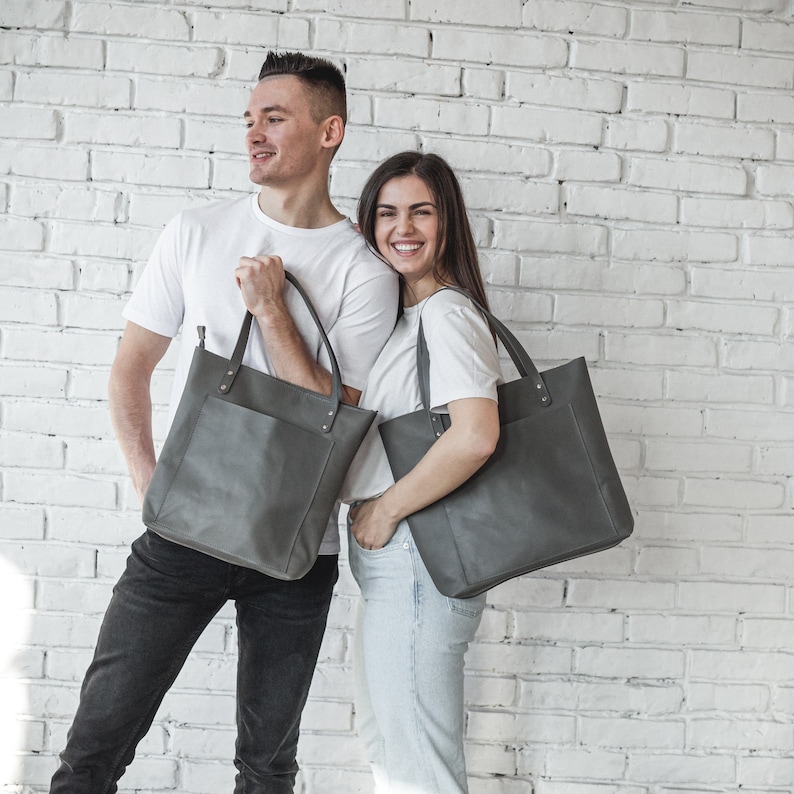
[341,289,503,503]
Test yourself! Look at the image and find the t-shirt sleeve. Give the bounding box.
[122,214,185,338]
[326,270,399,392]
[423,298,502,413]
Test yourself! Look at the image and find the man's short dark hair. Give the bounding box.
[258,51,347,125]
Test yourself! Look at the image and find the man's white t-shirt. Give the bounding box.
[341,289,503,504]
[124,193,399,553]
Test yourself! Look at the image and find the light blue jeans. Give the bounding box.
[348,520,486,793]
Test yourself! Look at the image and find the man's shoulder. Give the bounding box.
[175,194,252,227]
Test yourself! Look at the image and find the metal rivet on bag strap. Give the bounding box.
[220,384,227,391]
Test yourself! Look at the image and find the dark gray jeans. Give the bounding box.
[50,530,338,794]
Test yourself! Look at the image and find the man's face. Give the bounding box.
[244,75,327,188]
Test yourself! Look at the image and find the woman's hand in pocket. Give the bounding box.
[349,496,399,550]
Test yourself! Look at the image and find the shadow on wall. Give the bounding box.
[1,554,33,785]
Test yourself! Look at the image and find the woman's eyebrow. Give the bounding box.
[375,202,436,210]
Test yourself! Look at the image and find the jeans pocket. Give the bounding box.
[446,591,487,618]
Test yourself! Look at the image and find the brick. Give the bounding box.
[10,184,121,223]
[635,545,699,576]
[701,546,794,580]
[706,408,794,441]
[64,110,181,149]
[630,9,740,46]
[743,19,794,52]
[71,2,190,39]
[0,106,58,139]
[183,119,245,157]
[136,77,250,117]
[0,0,67,29]
[567,579,676,611]
[740,757,794,787]
[409,0,521,26]
[107,41,223,78]
[293,0,403,15]
[682,196,792,228]
[646,439,751,473]
[0,286,58,325]
[0,31,103,69]
[49,220,159,261]
[420,138,551,177]
[675,120,775,159]
[668,300,778,335]
[628,155,746,195]
[347,57,460,96]
[507,73,623,113]
[0,216,45,251]
[627,614,737,646]
[92,150,210,189]
[684,476,784,510]
[546,748,627,780]
[15,71,131,110]
[465,177,558,214]
[524,0,627,37]
[627,81,735,119]
[689,50,793,89]
[0,506,46,540]
[628,752,735,784]
[607,330,717,367]
[0,431,64,468]
[555,294,663,328]
[462,67,504,101]
[315,19,428,57]
[680,584,785,614]
[756,444,794,475]
[495,219,607,257]
[374,96,490,136]
[492,105,602,146]
[605,117,670,152]
[689,718,792,752]
[669,371,774,406]
[468,711,575,743]
[612,229,738,263]
[5,471,116,509]
[738,89,794,123]
[0,253,73,289]
[566,185,677,224]
[191,10,307,47]
[579,717,684,749]
[520,678,682,714]
[432,29,568,68]
[573,40,684,77]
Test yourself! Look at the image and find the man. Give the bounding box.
[50,51,398,794]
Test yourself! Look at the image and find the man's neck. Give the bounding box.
[256,187,345,229]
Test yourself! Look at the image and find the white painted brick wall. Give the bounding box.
[2,1,794,792]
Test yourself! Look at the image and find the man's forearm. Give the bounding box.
[254,305,333,396]
[109,375,157,504]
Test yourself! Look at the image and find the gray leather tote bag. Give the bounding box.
[378,289,633,598]
[143,272,377,580]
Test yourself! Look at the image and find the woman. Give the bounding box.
[341,152,503,793]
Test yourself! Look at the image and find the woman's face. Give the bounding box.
[374,174,442,303]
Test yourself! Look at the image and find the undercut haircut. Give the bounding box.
[258,50,347,125]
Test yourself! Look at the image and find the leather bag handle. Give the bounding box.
[216,271,344,433]
[416,287,552,423]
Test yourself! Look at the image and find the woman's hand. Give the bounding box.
[350,496,399,550]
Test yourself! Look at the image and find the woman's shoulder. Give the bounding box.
[423,286,489,324]
[422,286,479,319]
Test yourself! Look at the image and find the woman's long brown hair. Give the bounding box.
[357,151,490,311]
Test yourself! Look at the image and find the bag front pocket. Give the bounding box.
[151,395,334,573]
